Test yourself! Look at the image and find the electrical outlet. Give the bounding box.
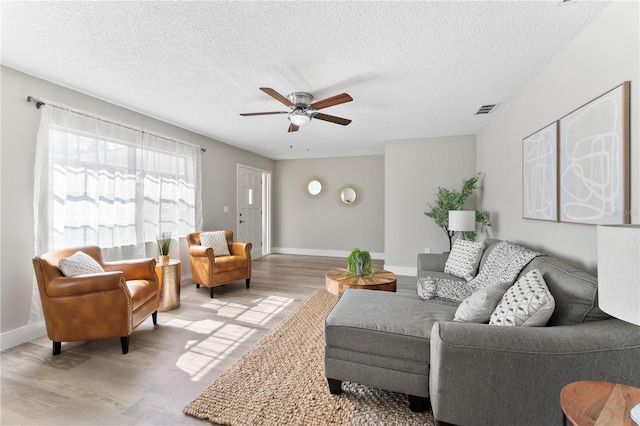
[424,248,431,254]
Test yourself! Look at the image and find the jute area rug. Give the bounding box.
[184,289,435,426]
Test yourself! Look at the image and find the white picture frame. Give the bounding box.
[522,122,558,221]
[559,82,630,225]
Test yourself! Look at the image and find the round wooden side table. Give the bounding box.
[325,268,396,296]
[560,380,640,426]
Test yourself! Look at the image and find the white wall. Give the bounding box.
[384,136,477,275]
[477,1,639,274]
[201,144,273,232]
[0,66,273,349]
[272,155,384,258]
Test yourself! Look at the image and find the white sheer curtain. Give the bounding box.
[31,102,202,321]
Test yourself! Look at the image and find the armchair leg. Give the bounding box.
[196,283,200,288]
[120,336,129,354]
[152,311,157,326]
[327,378,342,395]
[52,341,61,356]
[210,286,214,298]
[246,278,251,289]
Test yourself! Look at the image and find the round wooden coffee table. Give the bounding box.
[325,268,397,296]
[560,380,640,426]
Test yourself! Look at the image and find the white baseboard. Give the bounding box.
[383,264,417,277]
[271,247,385,260]
[1,321,46,351]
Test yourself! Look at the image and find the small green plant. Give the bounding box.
[424,173,491,250]
[346,248,375,277]
[156,231,172,256]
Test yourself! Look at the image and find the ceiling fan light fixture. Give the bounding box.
[289,110,311,127]
[242,88,352,132]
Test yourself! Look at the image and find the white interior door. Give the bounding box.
[237,165,263,259]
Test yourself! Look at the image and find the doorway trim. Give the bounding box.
[236,163,271,258]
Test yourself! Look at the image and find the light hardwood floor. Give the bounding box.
[1,254,417,425]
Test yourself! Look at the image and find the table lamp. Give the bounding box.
[449,210,476,241]
[597,224,640,424]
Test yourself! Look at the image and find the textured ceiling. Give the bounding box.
[1,1,609,160]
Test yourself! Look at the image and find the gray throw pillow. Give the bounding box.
[454,281,512,323]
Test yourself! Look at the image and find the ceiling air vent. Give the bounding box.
[475,104,499,115]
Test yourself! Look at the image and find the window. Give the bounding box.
[34,104,202,259]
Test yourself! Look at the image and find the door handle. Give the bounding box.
[239,220,245,223]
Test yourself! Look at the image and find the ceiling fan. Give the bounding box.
[240,88,353,132]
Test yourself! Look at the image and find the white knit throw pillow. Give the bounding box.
[200,231,231,256]
[58,251,105,276]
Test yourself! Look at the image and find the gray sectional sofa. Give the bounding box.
[324,238,640,426]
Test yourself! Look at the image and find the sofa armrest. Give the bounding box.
[229,241,252,258]
[45,272,125,297]
[103,258,157,281]
[189,244,214,258]
[429,319,640,426]
[417,253,448,274]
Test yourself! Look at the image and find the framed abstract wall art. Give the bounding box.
[558,82,630,225]
[522,122,558,221]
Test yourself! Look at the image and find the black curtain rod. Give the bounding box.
[26,96,206,153]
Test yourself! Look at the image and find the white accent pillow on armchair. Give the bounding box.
[58,251,105,276]
[200,231,231,257]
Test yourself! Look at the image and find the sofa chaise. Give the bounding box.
[324,238,640,426]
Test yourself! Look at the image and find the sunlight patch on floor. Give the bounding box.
[177,322,256,382]
[201,299,238,311]
[215,303,251,319]
[238,295,294,325]
[201,295,295,326]
[173,295,296,381]
[163,317,226,334]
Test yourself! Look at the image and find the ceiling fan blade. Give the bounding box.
[240,111,288,116]
[288,123,299,132]
[313,113,352,126]
[310,93,353,110]
[260,88,294,107]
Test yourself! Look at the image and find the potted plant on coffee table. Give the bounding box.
[346,248,375,277]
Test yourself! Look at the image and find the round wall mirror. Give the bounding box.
[341,187,357,204]
[304,177,326,198]
[337,184,362,207]
[308,179,323,196]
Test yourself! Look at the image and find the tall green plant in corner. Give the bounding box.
[424,173,491,250]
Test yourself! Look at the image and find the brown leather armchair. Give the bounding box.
[187,230,252,298]
[32,246,159,355]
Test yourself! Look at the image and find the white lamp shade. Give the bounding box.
[597,225,640,326]
[449,210,476,232]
